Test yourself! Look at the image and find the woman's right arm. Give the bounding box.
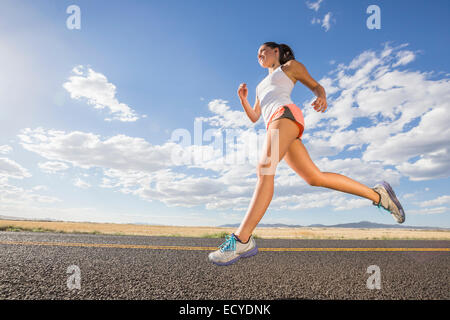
[238,83,261,123]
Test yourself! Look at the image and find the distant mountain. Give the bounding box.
[0,215,59,222]
[220,223,303,228]
[219,221,449,230]
[0,215,29,221]
[219,222,298,228]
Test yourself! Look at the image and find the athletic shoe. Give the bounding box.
[372,181,405,223]
[208,233,258,266]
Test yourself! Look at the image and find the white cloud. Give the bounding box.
[407,207,448,215]
[32,185,48,191]
[364,107,450,180]
[0,158,60,206]
[0,157,31,179]
[18,127,176,172]
[195,99,255,129]
[73,177,91,189]
[0,180,61,205]
[63,65,140,122]
[0,145,13,154]
[417,195,450,207]
[402,192,417,199]
[306,0,323,12]
[310,12,333,32]
[322,12,332,31]
[38,161,71,173]
[17,127,249,208]
[393,50,416,67]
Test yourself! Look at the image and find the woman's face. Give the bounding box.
[257,45,279,68]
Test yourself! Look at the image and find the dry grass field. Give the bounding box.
[1,219,449,240]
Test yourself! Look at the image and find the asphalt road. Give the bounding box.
[0,231,449,300]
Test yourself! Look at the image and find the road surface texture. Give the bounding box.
[0,231,449,300]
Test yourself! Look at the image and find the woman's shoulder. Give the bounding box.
[283,59,303,70]
[282,60,301,85]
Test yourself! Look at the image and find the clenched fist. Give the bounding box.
[237,83,248,100]
[311,97,328,113]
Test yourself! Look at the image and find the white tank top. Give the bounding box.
[256,65,295,127]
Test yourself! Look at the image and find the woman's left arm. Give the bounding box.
[289,60,328,113]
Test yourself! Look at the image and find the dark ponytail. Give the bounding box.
[263,41,295,65]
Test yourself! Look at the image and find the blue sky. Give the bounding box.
[1,0,449,227]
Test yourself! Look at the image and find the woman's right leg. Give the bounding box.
[283,139,381,203]
[234,118,300,243]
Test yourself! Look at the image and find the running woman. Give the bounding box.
[208,42,405,266]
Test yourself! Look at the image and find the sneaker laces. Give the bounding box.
[218,234,236,253]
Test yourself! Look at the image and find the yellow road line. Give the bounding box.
[0,241,449,252]
[0,241,214,251]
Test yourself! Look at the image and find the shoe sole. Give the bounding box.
[381,181,405,223]
[211,246,259,266]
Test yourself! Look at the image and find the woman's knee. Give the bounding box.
[257,161,277,179]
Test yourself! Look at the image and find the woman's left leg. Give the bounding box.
[234,118,300,243]
[284,139,381,203]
